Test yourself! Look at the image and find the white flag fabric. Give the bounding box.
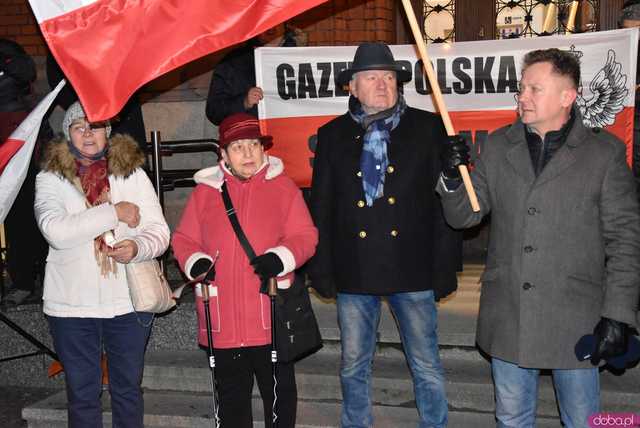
[0,80,65,223]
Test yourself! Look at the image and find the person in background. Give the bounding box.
[0,38,49,307]
[172,112,317,428]
[35,101,170,427]
[618,0,640,330]
[619,0,640,195]
[437,48,640,428]
[205,23,305,126]
[309,42,462,428]
[46,52,147,151]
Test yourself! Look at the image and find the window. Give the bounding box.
[495,0,599,39]
[423,0,456,43]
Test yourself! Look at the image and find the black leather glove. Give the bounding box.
[441,135,470,181]
[251,253,284,281]
[189,258,216,284]
[591,317,629,365]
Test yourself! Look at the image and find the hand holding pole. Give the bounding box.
[400,0,480,212]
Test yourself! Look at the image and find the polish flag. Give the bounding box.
[0,80,65,223]
[28,0,327,122]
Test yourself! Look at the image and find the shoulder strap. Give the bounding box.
[220,181,256,260]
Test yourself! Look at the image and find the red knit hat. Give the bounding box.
[218,113,273,151]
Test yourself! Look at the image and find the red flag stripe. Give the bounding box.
[36,0,327,122]
[0,139,26,176]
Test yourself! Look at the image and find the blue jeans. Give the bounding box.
[492,358,600,428]
[337,290,447,428]
[48,312,153,428]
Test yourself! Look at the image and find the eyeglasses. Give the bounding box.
[70,122,107,135]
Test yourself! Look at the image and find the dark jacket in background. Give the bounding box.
[0,39,48,293]
[205,43,258,125]
[0,40,35,112]
[205,31,301,126]
[309,106,462,299]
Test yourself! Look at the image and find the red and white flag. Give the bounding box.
[28,0,327,122]
[0,80,65,223]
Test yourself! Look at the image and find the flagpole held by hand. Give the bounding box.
[400,0,480,213]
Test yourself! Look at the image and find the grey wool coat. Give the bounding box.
[436,112,640,369]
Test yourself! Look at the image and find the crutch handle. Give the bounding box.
[268,277,278,297]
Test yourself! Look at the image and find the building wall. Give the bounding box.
[0,0,398,228]
[0,0,396,55]
[0,0,627,231]
[0,0,45,56]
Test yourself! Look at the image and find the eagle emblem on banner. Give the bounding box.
[574,48,629,129]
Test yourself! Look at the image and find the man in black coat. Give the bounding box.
[308,42,462,428]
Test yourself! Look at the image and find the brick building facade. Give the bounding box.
[0,0,398,56]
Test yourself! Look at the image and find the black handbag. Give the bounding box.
[221,182,323,363]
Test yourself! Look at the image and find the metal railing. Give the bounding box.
[146,131,219,209]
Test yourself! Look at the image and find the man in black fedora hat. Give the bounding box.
[309,42,462,428]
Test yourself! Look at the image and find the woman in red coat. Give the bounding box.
[172,112,318,428]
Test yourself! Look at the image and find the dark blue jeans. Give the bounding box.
[48,312,153,428]
[337,290,447,428]
[492,358,600,428]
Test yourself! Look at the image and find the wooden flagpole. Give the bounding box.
[400,0,480,212]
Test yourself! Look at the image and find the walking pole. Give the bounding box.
[202,279,220,428]
[268,277,279,428]
[400,0,480,212]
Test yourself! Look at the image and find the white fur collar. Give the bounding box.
[194,155,284,190]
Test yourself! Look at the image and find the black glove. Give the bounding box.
[441,135,470,181]
[189,258,216,284]
[251,253,284,281]
[591,317,629,365]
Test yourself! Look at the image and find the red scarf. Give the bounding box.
[75,159,116,277]
[76,159,110,204]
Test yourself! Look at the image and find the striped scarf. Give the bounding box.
[349,94,406,206]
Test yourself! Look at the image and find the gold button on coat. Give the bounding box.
[359,231,367,239]
[356,171,363,178]
[387,196,396,205]
[390,229,398,237]
[387,165,395,173]
[357,200,365,208]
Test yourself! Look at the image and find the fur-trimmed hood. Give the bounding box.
[41,134,145,183]
[194,155,284,189]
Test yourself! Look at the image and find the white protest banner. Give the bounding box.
[255,28,638,187]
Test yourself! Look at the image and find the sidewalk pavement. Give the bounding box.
[0,386,59,428]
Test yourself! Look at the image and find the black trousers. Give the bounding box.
[212,345,297,428]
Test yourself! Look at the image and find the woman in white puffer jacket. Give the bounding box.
[34,101,169,428]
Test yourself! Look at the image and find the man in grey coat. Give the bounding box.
[437,48,640,428]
